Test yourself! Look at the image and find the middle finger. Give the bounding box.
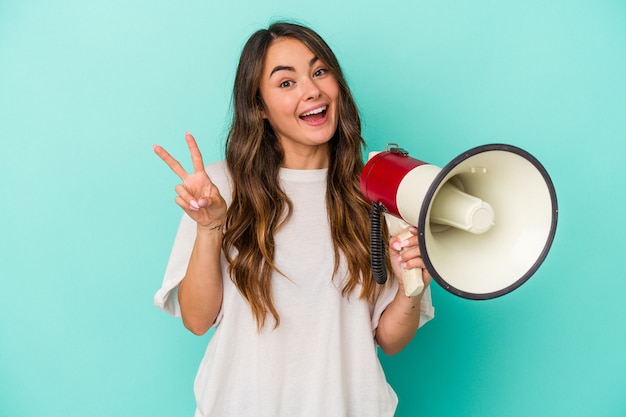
[185,132,207,174]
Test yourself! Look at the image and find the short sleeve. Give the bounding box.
[418,285,435,327]
[153,212,198,317]
[371,278,435,333]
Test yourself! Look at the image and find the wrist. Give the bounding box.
[395,287,423,308]
[197,222,224,233]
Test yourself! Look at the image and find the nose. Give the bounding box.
[301,77,321,100]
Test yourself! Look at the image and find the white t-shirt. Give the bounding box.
[155,161,434,417]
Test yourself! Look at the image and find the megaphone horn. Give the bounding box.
[361,143,558,300]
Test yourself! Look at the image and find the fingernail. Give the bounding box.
[410,226,418,234]
[189,200,200,209]
[197,198,207,207]
[392,242,402,251]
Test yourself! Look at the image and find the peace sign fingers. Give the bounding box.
[154,132,207,180]
[153,142,190,181]
[153,132,227,227]
[184,132,207,175]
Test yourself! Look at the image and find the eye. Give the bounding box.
[279,80,294,88]
[313,68,328,77]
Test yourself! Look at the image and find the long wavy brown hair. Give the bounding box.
[223,22,379,329]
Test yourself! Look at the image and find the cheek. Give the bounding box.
[264,94,295,119]
[330,91,341,120]
[325,83,341,110]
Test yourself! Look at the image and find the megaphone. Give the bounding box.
[361,143,558,300]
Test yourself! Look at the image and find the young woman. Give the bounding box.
[154,21,434,417]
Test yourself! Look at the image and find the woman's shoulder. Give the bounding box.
[205,160,233,203]
[205,159,228,176]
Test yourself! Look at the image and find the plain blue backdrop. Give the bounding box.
[1,0,625,416]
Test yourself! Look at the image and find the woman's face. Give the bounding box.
[259,37,340,168]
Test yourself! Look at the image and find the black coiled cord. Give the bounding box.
[370,202,388,285]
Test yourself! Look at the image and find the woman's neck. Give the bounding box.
[281,144,330,170]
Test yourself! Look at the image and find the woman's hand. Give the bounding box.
[153,132,226,228]
[388,226,432,295]
[376,226,433,355]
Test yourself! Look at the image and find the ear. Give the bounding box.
[257,94,268,119]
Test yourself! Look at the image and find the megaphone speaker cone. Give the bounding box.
[417,144,558,299]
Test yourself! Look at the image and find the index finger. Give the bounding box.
[153,144,189,180]
[185,132,206,174]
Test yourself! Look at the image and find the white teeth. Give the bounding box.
[301,106,326,117]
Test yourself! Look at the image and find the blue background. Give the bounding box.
[1,1,625,416]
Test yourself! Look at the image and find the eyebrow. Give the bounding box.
[269,56,319,77]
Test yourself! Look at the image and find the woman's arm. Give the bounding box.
[375,286,425,355]
[154,132,227,335]
[178,223,224,335]
[375,227,431,355]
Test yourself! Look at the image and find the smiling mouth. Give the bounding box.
[299,106,327,122]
